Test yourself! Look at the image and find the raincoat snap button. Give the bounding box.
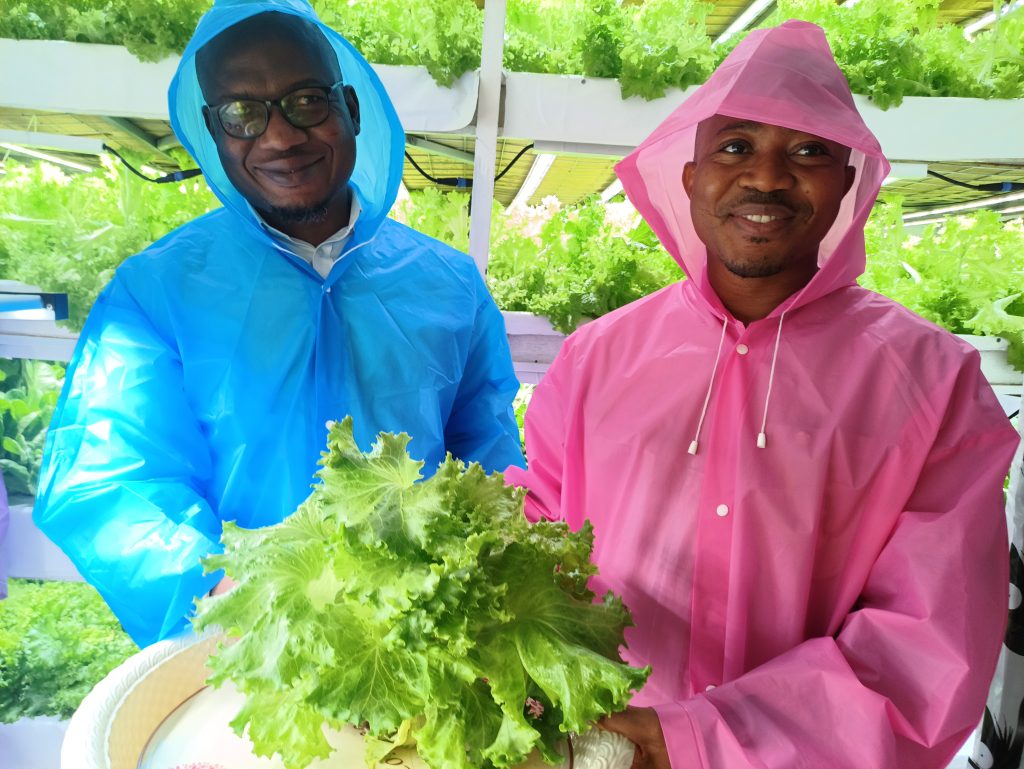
[736,344,749,355]
[716,504,729,517]
[705,684,716,691]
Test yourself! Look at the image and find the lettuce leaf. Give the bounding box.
[194,417,649,769]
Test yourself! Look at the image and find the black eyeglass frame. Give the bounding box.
[205,80,347,140]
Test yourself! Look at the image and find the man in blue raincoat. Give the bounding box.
[33,0,524,648]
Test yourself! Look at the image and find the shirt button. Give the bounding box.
[736,344,749,355]
[705,684,716,692]
[716,504,729,517]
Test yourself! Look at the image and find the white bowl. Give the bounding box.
[62,630,636,769]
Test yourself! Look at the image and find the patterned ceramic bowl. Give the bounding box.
[61,630,636,769]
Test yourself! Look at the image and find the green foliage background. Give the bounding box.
[0,156,218,330]
[0,359,63,496]
[0,0,1022,103]
[0,579,136,722]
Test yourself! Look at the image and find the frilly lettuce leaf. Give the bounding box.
[194,416,649,769]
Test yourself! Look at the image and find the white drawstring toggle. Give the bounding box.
[757,311,787,450]
[688,317,730,458]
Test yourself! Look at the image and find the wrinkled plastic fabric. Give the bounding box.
[34,0,523,648]
[506,21,1020,769]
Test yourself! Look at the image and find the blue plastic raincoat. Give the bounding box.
[34,0,524,647]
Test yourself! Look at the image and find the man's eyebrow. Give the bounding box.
[214,77,330,102]
[715,121,762,135]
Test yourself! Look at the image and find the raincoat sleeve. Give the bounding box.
[656,361,1015,769]
[33,274,222,648]
[444,276,525,472]
[501,335,570,516]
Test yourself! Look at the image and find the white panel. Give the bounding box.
[503,71,1024,163]
[0,39,479,133]
[0,39,178,119]
[502,72,692,150]
[6,502,83,581]
[374,65,478,132]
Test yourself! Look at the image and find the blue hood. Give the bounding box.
[168,0,405,238]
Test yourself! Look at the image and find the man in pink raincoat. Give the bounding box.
[506,20,1020,769]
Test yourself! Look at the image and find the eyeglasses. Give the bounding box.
[206,81,345,140]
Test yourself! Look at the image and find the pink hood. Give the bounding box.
[616,20,891,318]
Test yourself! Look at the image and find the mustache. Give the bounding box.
[723,191,797,213]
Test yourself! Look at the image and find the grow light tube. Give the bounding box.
[0,143,94,173]
[902,190,1024,221]
[714,0,775,45]
[600,179,624,203]
[964,0,1024,39]
[510,153,556,208]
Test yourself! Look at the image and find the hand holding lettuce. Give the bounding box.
[193,417,649,769]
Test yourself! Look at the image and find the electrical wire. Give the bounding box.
[103,144,203,184]
[106,137,538,190]
[927,169,1024,193]
[404,143,537,188]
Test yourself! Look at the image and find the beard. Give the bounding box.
[719,244,786,278]
[262,197,332,225]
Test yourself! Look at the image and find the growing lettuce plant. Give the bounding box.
[0,579,136,722]
[195,417,649,769]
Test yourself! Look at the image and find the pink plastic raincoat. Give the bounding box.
[506,21,1019,769]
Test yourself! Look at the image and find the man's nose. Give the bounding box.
[741,152,796,191]
[259,105,307,150]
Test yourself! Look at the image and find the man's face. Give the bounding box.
[200,33,359,226]
[682,116,855,279]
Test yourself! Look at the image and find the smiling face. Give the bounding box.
[683,116,855,282]
[197,13,360,243]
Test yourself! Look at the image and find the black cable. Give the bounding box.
[404,142,537,188]
[494,143,536,183]
[927,169,1024,193]
[103,143,203,184]
[404,150,471,188]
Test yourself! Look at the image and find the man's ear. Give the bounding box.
[343,85,361,136]
[201,105,216,139]
[682,161,696,197]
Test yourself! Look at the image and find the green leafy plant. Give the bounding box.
[0,0,209,61]
[0,579,137,722]
[393,186,472,252]
[861,199,1024,369]
[513,383,535,453]
[0,156,219,330]
[2,0,1021,102]
[313,0,482,86]
[0,358,64,496]
[487,200,683,334]
[618,0,716,99]
[194,417,649,769]
[729,0,1024,108]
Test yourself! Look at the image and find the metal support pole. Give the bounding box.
[467,0,506,275]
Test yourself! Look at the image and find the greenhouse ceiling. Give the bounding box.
[0,0,1021,219]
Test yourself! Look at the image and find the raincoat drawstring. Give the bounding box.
[758,311,787,449]
[688,316,729,455]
